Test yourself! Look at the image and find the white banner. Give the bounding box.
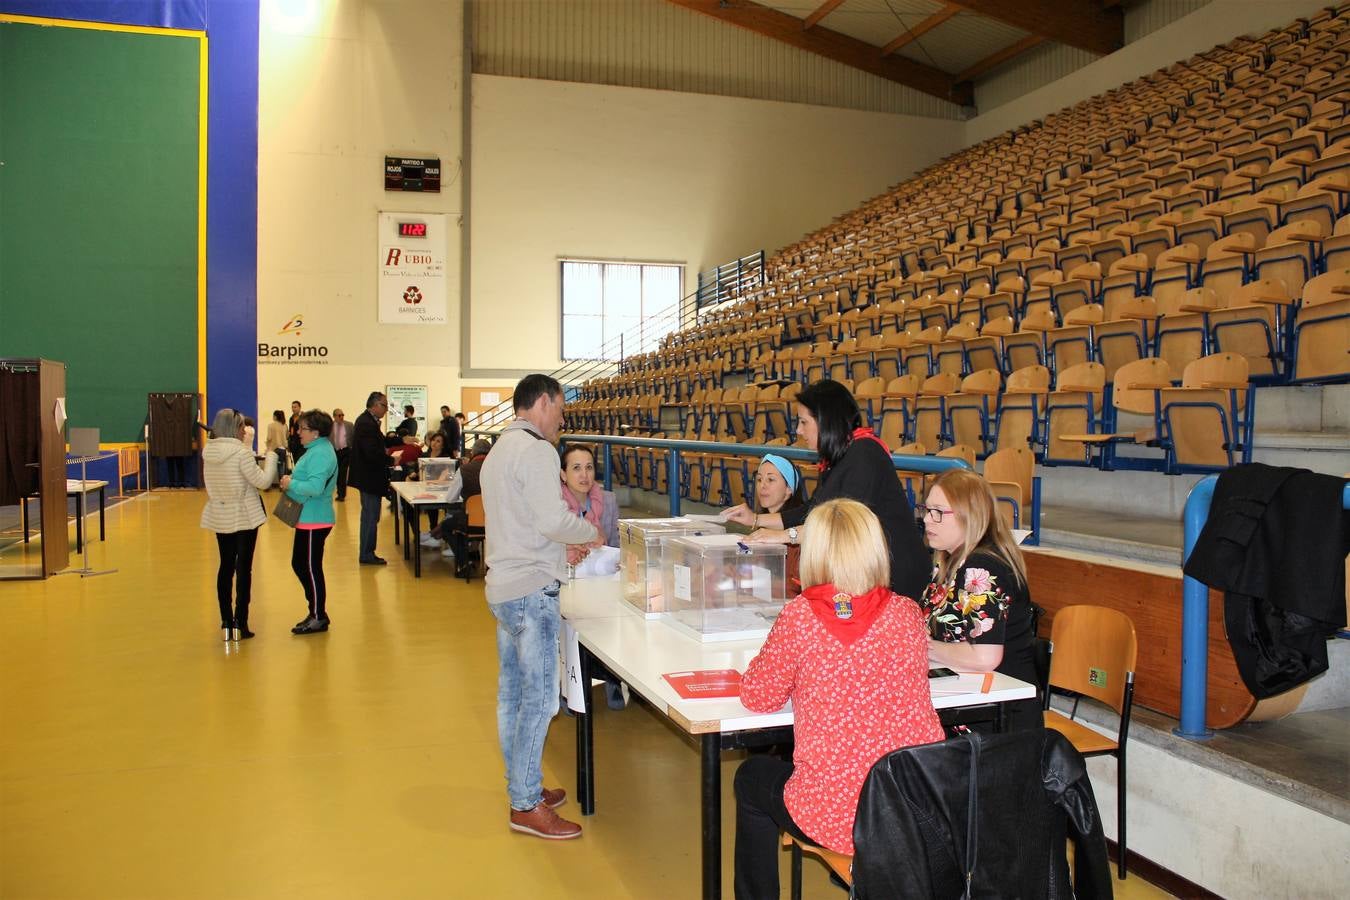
[378,212,448,325]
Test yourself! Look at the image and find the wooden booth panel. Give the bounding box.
[39,360,70,576]
[1026,550,1256,730]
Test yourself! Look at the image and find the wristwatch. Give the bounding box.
[786,526,799,543]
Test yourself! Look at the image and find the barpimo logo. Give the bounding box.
[258,313,331,365]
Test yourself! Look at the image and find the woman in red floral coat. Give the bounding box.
[733,499,943,900]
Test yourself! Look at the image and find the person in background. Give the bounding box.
[395,404,419,439]
[279,409,338,635]
[201,408,277,641]
[443,407,462,459]
[920,469,1042,731]
[734,499,943,899]
[751,454,805,517]
[265,410,288,477]
[429,438,491,567]
[723,380,928,603]
[559,442,627,710]
[429,404,451,438]
[331,408,354,502]
[241,416,257,456]
[480,375,600,840]
[347,391,394,566]
[454,412,467,455]
[421,430,451,461]
[287,400,305,461]
[389,433,423,471]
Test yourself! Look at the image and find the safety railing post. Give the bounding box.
[602,443,613,491]
[668,448,681,516]
[1176,475,1218,740]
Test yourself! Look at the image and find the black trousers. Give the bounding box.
[334,448,350,499]
[215,528,259,628]
[733,755,814,900]
[291,526,332,620]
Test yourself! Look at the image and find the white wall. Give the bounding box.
[467,74,966,374]
[256,0,465,420]
[965,0,1333,145]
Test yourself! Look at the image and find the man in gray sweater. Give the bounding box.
[480,374,600,840]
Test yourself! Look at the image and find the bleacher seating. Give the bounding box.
[572,6,1349,507]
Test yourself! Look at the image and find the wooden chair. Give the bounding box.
[913,372,959,450]
[946,368,1001,457]
[454,494,487,581]
[994,364,1050,454]
[1044,605,1138,880]
[1058,357,1173,471]
[785,833,851,899]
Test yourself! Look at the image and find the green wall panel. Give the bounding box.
[0,20,200,442]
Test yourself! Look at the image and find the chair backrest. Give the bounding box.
[1181,352,1249,390]
[1112,357,1173,415]
[1005,364,1050,394]
[1055,361,1106,394]
[1048,605,1138,715]
[1302,268,1350,308]
[466,493,485,529]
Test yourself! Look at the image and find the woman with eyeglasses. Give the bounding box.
[919,469,1042,730]
[278,409,339,635]
[201,408,279,640]
[723,380,928,602]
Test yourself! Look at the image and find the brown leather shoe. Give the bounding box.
[541,786,566,809]
[508,802,582,840]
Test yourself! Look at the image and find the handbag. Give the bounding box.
[273,492,303,528]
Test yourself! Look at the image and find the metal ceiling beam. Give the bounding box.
[802,0,845,30]
[955,34,1044,82]
[666,0,971,106]
[880,2,961,56]
[946,0,1123,55]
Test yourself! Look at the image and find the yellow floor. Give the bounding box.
[0,492,1174,899]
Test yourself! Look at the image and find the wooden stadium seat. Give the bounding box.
[878,375,919,448]
[946,368,1001,457]
[1046,304,1103,374]
[1291,268,1350,382]
[994,364,1050,454]
[913,372,960,450]
[1157,352,1252,472]
[1044,362,1108,465]
[1058,357,1173,470]
[982,446,1034,530]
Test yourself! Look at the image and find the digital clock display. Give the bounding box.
[398,222,427,237]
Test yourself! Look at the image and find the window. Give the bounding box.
[561,260,683,361]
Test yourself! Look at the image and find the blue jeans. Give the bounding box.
[490,582,561,811]
[358,490,381,560]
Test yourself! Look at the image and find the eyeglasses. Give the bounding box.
[915,505,956,523]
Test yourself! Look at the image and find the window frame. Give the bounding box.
[558,257,685,362]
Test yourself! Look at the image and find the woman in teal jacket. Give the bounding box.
[279,409,339,635]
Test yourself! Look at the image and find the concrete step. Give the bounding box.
[1036,504,1183,566]
[1252,430,1350,473]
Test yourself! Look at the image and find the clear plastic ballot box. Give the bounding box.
[660,533,787,642]
[618,518,725,617]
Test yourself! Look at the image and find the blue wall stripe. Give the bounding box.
[0,0,258,426]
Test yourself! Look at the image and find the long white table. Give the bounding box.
[388,481,460,577]
[560,579,1035,900]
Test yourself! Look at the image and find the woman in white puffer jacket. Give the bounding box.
[201,408,278,641]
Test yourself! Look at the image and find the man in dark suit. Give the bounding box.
[331,408,355,501]
[347,391,393,565]
[287,400,305,461]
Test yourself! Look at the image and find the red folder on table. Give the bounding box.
[662,669,742,700]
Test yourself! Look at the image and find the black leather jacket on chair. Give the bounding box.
[852,728,1113,899]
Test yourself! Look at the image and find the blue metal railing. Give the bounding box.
[696,251,765,309]
[1176,476,1350,739]
[465,430,974,517]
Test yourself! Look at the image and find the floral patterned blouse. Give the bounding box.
[921,551,1039,697]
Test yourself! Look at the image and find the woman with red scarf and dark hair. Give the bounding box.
[732,499,944,899]
[724,379,929,602]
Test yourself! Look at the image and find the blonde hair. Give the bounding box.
[798,499,890,595]
[927,469,1027,589]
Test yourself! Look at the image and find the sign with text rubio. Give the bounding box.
[378,212,448,325]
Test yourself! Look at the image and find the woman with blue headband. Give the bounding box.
[753,454,806,517]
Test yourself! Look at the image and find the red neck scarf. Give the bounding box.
[818,427,891,473]
[802,583,893,646]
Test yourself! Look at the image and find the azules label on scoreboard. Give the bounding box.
[378,212,448,326]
